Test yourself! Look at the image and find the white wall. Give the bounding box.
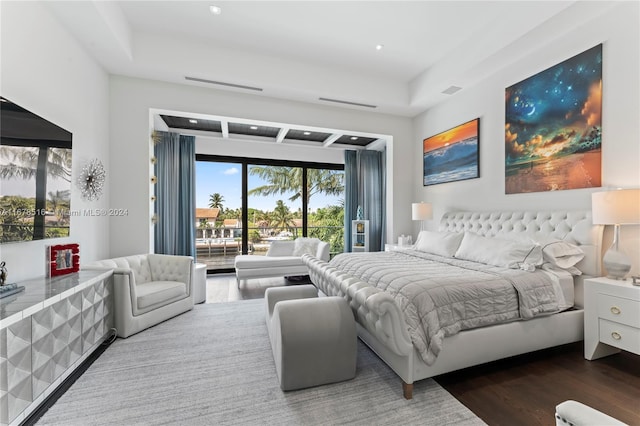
[0,2,111,282]
[109,76,413,257]
[413,2,640,275]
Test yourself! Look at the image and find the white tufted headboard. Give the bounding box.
[439,210,604,277]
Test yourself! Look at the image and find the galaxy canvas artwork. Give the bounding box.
[423,118,479,186]
[505,44,602,194]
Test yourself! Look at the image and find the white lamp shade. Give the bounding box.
[412,202,433,221]
[591,189,640,225]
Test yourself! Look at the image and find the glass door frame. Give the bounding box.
[195,154,344,273]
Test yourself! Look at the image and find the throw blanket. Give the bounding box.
[330,250,559,365]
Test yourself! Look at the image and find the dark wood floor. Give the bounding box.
[435,342,640,426]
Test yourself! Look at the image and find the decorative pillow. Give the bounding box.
[292,237,320,257]
[266,241,295,257]
[454,232,543,269]
[541,263,582,276]
[413,231,464,258]
[538,238,585,269]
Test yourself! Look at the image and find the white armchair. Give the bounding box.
[83,254,194,338]
[234,238,330,287]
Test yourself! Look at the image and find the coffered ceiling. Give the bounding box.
[159,114,381,150]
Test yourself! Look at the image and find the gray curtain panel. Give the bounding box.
[344,149,386,252]
[154,132,196,256]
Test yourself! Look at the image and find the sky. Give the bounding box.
[423,119,479,154]
[505,44,602,165]
[195,161,343,213]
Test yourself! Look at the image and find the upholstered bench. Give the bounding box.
[265,285,357,391]
[555,400,627,426]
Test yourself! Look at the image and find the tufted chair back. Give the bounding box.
[85,254,154,283]
[147,254,192,286]
[85,254,192,287]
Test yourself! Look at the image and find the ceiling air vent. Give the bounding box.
[185,76,263,92]
[442,86,462,95]
[318,97,377,109]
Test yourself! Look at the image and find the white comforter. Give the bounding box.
[329,250,560,365]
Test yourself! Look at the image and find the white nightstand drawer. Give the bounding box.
[599,319,640,355]
[597,293,640,327]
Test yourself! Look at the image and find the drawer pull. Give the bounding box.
[610,306,621,315]
[611,332,622,340]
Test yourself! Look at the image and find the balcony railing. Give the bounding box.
[195,225,344,271]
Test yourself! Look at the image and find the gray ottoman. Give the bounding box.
[265,285,357,391]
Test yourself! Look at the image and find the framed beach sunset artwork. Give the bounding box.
[505,44,602,194]
[423,118,480,186]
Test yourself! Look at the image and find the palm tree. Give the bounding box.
[271,200,295,232]
[257,211,272,235]
[48,189,71,224]
[248,167,343,207]
[208,193,225,210]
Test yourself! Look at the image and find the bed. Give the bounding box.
[302,210,603,399]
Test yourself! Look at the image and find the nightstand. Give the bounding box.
[384,244,412,252]
[584,277,640,360]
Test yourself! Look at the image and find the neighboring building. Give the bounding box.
[195,208,219,239]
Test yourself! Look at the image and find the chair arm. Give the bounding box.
[147,254,194,295]
[83,265,133,275]
[83,264,138,301]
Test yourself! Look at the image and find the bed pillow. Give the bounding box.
[538,238,585,269]
[454,232,543,269]
[413,231,463,258]
[292,237,321,257]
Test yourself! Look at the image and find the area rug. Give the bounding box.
[36,299,486,425]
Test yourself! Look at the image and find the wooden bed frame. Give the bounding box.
[304,210,603,399]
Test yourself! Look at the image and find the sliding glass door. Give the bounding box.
[248,165,302,256]
[194,161,242,270]
[196,155,344,272]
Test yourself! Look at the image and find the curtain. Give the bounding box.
[344,149,386,252]
[344,150,358,251]
[154,132,196,257]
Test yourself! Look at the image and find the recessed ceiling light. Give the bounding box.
[189,119,198,124]
[375,44,384,51]
[303,131,311,136]
[250,126,258,130]
[350,136,359,141]
[209,5,222,15]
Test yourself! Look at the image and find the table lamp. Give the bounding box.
[591,188,640,279]
[412,202,433,232]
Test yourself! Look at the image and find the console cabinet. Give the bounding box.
[0,270,113,426]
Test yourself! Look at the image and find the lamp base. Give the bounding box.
[603,246,631,280]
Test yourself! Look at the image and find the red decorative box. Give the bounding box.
[47,243,80,277]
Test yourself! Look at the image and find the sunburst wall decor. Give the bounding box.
[77,158,106,201]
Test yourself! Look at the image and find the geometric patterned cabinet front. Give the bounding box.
[0,270,113,426]
[0,317,32,424]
